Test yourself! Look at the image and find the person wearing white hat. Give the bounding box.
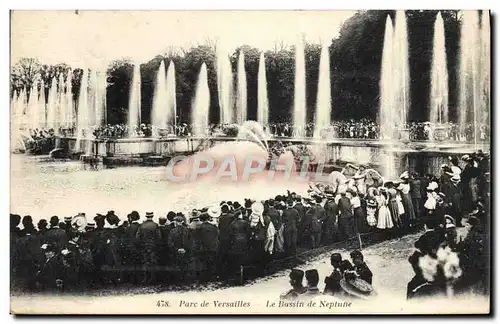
[249,201,275,267]
[424,182,439,215]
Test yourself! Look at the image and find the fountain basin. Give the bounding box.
[33,136,488,177]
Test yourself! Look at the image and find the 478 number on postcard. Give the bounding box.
[157,300,171,308]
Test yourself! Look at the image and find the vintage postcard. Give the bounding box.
[9,10,490,315]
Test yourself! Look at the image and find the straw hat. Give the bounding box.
[207,205,221,219]
[339,277,376,300]
[251,202,264,216]
[427,182,439,191]
[399,171,409,180]
[71,214,87,232]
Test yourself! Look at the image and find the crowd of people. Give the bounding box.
[277,150,490,301]
[22,120,489,146]
[10,149,489,298]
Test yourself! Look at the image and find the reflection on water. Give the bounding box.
[10,154,308,222]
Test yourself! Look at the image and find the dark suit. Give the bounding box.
[337,196,354,241]
[282,207,299,254]
[355,262,373,284]
[192,222,220,281]
[218,212,234,271]
[304,204,325,249]
[168,225,191,279]
[415,229,445,256]
[121,222,141,274]
[45,226,68,248]
[267,207,282,230]
[227,219,251,271]
[449,183,463,225]
[324,269,343,295]
[323,200,338,245]
[136,219,161,283]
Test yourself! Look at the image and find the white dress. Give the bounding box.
[376,195,394,229]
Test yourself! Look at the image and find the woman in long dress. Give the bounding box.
[398,178,417,228]
[350,190,367,234]
[387,186,402,228]
[376,189,393,230]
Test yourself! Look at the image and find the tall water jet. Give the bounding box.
[458,11,480,142]
[152,60,168,131]
[166,61,177,131]
[192,63,210,136]
[393,10,410,128]
[65,70,74,129]
[128,62,141,137]
[293,34,306,137]
[76,69,89,152]
[236,51,247,124]
[217,46,233,124]
[28,82,39,129]
[379,15,397,178]
[58,72,66,130]
[93,70,107,127]
[88,69,96,127]
[314,40,332,138]
[39,80,47,128]
[479,11,490,133]
[257,52,269,129]
[46,76,58,130]
[430,12,449,125]
[379,15,395,140]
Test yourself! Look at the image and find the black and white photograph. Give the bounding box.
[9,9,491,314]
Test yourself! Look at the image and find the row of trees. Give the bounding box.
[11,10,469,125]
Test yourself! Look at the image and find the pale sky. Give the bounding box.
[11,10,356,68]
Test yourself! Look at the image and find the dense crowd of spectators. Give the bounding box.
[24,120,489,143]
[10,150,489,297]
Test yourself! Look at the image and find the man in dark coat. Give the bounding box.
[20,215,37,237]
[217,204,234,274]
[414,218,445,256]
[304,269,321,296]
[63,216,73,237]
[322,196,338,245]
[449,175,463,226]
[136,212,161,284]
[226,210,251,274]
[101,213,123,284]
[45,216,68,248]
[167,215,191,281]
[350,250,373,284]
[266,200,282,233]
[16,225,43,290]
[36,243,65,292]
[37,219,48,234]
[461,156,479,212]
[192,213,220,282]
[303,196,325,249]
[282,200,299,255]
[280,269,307,300]
[10,214,22,238]
[158,216,171,267]
[121,211,141,283]
[409,172,423,220]
[337,192,354,241]
[324,253,343,295]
